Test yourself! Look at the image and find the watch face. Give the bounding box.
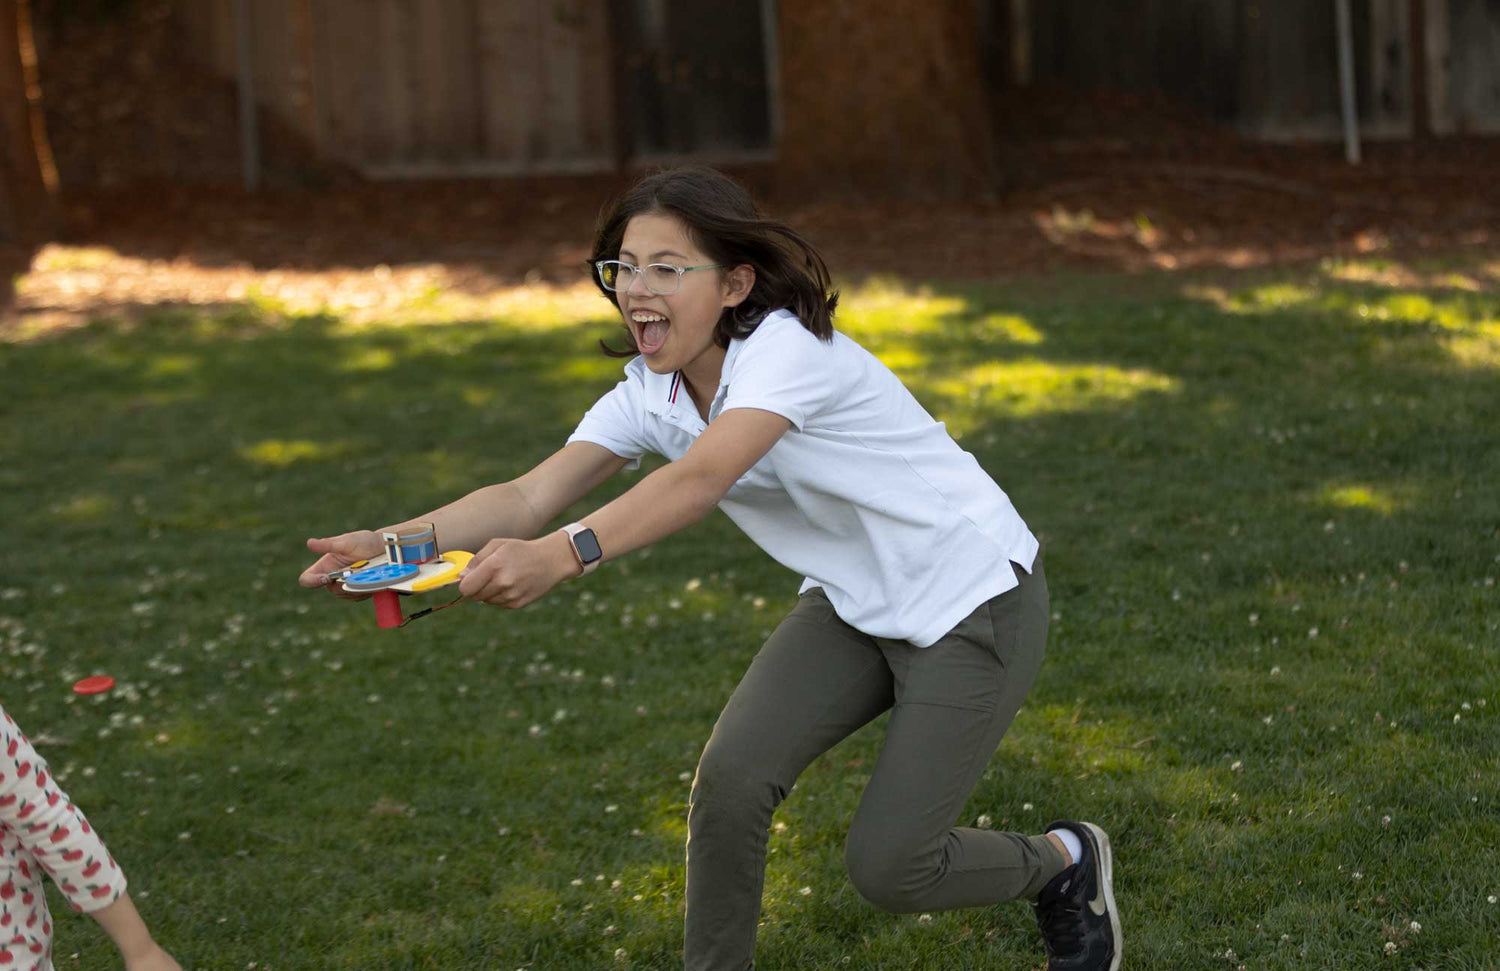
[574,528,603,563]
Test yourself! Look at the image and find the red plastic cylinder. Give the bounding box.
[373,590,403,629]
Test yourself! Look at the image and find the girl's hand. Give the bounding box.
[457,533,578,609]
[299,530,386,598]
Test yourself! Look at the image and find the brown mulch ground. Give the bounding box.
[10,136,1494,329]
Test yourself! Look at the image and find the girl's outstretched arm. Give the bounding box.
[298,442,630,588]
[457,408,790,607]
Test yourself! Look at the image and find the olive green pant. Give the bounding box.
[684,555,1065,970]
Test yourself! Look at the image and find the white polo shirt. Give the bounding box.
[566,309,1039,647]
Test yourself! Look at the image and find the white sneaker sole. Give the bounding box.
[1079,821,1122,971]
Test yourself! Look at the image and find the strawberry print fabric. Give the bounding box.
[1,703,128,970]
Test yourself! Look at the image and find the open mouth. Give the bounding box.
[630,309,669,355]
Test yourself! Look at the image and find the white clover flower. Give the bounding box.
[1384,942,1398,955]
[916,913,933,924]
[605,805,618,814]
[1408,921,1420,933]
[798,886,812,896]
[975,814,993,829]
[1022,802,1034,811]
[1230,761,1243,773]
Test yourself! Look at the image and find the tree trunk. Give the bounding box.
[776,0,997,198]
[0,0,54,245]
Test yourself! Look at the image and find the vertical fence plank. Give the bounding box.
[543,0,584,159]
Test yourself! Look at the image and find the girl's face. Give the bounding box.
[617,212,753,380]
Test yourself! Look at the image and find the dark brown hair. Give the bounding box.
[587,166,838,357]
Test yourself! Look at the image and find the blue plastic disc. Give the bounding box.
[344,562,420,591]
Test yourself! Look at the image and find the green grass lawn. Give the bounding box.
[2,254,1497,970]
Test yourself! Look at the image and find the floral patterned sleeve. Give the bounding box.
[1,703,128,915]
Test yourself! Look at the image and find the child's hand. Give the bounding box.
[124,943,183,971]
[458,533,577,609]
[300,529,385,596]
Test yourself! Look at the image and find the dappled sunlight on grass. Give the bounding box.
[1230,282,1319,311]
[238,438,348,468]
[143,352,201,379]
[921,359,1179,435]
[977,312,1045,345]
[461,386,500,407]
[553,356,635,382]
[1441,323,1500,370]
[339,346,399,372]
[50,492,118,523]
[836,277,971,339]
[1319,483,1410,516]
[868,345,930,375]
[1321,256,1495,294]
[1195,274,1496,332]
[395,281,619,333]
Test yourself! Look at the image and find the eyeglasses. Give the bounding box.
[595,259,726,295]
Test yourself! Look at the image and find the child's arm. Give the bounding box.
[298,442,630,587]
[1,707,180,969]
[89,892,182,970]
[457,408,791,606]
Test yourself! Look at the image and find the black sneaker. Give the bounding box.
[1032,820,1121,971]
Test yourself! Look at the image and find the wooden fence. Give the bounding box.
[1007,0,1500,138]
[171,0,777,179]
[175,0,1499,182]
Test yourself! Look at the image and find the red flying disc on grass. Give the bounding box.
[73,676,115,695]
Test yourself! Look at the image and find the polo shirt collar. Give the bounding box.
[637,310,789,422]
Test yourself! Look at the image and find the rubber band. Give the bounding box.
[398,593,466,627]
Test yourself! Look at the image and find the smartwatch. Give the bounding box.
[561,522,603,576]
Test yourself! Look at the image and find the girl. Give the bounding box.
[299,166,1121,971]
[0,703,181,971]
